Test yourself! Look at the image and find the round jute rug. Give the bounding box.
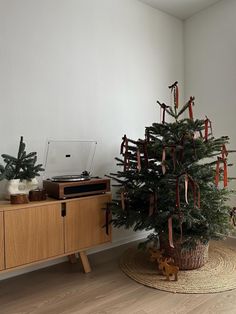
[120,241,236,294]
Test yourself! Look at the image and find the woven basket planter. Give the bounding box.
[160,239,209,270]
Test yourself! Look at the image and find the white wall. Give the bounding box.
[0,0,184,278]
[0,0,184,183]
[184,0,236,202]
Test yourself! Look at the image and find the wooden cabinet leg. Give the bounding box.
[79,251,91,273]
[68,254,77,264]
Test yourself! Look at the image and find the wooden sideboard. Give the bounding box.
[0,193,112,274]
[0,212,4,271]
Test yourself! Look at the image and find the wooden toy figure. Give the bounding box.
[159,258,179,281]
[148,248,164,263]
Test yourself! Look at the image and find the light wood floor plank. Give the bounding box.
[0,239,236,314]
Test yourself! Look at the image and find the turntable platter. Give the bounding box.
[51,174,90,182]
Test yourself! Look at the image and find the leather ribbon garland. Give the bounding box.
[136,140,149,170]
[188,175,201,208]
[120,134,127,155]
[185,174,189,204]
[222,144,228,187]
[173,174,201,246]
[169,81,179,108]
[168,216,174,248]
[215,157,228,188]
[149,192,157,216]
[215,157,221,187]
[176,177,180,209]
[215,145,228,188]
[162,145,176,172]
[158,103,170,124]
[121,135,147,172]
[188,96,195,120]
[120,135,129,171]
[176,173,201,208]
[162,147,166,174]
[204,116,212,141]
[179,211,183,242]
[136,149,141,172]
[222,144,228,159]
[145,129,150,143]
[224,160,228,188]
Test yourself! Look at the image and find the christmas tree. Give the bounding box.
[109,82,234,250]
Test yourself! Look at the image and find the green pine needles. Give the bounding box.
[0,136,44,181]
[108,82,234,249]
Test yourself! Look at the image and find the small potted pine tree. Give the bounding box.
[108,82,234,270]
[0,136,44,198]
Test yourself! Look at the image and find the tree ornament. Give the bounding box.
[158,102,171,124]
[169,81,179,108]
[188,96,195,120]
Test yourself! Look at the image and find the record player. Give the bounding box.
[43,140,110,199]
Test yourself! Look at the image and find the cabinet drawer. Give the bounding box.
[5,204,64,268]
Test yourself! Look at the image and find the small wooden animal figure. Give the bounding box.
[159,258,179,281]
[148,247,164,263]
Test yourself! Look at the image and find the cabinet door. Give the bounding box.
[65,194,111,253]
[5,204,64,268]
[0,212,5,270]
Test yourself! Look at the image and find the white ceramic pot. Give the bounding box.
[5,178,39,200]
[21,178,39,194]
[5,179,26,200]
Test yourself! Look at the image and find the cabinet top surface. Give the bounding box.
[0,192,111,211]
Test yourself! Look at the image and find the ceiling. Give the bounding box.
[139,0,221,20]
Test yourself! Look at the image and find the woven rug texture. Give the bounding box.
[120,241,236,294]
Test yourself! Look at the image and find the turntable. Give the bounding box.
[43,140,110,199]
[50,170,91,182]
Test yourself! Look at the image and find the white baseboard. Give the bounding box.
[0,256,68,281]
[87,231,151,255]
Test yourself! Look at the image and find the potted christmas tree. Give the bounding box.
[109,82,234,270]
[0,136,44,197]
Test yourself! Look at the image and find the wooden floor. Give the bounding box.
[0,240,236,314]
